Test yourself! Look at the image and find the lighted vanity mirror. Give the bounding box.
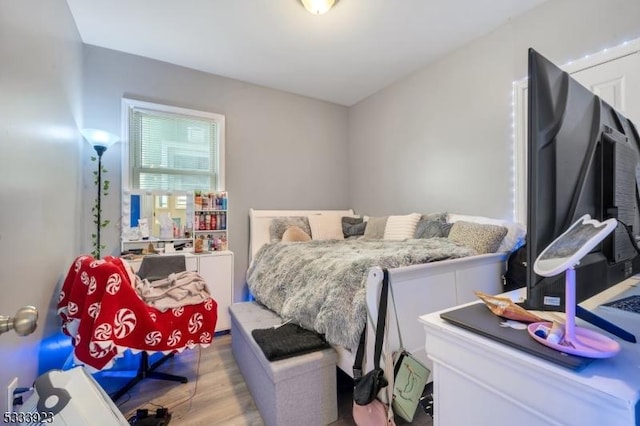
[121,190,194,243]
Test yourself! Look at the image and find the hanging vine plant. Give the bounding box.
[91,154,110,259]
[81,128,120,260]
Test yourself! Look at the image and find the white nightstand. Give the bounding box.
[419,278,640,426]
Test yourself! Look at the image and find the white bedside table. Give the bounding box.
[419,278,640,426]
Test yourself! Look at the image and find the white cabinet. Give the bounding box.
[419,281,640,426]
[185,256,198,273]
[125,252,234,333]
[196,251,234,332]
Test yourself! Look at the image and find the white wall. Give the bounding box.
[0,0,83,412]
[81,46,350,302]
[348,0,640,221]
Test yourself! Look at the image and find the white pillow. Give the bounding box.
[447,213,526,253]
[307,214,344,240]
[383,213,421,240]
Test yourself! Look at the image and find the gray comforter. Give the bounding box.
[246,238,477,350]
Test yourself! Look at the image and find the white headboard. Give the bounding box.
[248,208,355,264]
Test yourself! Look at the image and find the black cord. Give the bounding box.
[616,219,640,254]
[168,345,203,412]
[122,345,203,420]
[147,401,166,409]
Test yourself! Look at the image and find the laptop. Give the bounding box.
[440,302,592,371]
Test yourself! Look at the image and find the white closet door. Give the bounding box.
[571,51,640,124]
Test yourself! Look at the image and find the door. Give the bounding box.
[571,51,640,124]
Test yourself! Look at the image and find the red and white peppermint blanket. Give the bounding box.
[57,255,218,371]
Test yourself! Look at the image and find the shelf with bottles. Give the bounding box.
[193,211,227,233]
[194,190,227,211]
[190,190,229,253]
[192,191,227,233]
[194,233,228,252]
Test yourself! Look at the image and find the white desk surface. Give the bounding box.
[420,276,640,405]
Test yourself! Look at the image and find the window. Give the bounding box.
[122,98,225,192]
[155,195,169,209]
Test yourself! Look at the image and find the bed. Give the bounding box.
[246,209,524,377]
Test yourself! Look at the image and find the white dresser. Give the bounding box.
[419,278,640,426]
[127,251,234,332]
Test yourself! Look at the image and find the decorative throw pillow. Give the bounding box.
[447,213,526,253]
[363,216,388,239]
[415,219,448,239]
[383,213,422,240]
[448,221,508,254]
[342,217,366,238]
[420,212,448,223]
[270,217,311,242]
[441,222,454,237]
[281,226,311,242]
[307,214,344,240]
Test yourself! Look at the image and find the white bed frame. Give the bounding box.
[248,208,508,378]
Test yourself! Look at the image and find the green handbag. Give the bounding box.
[392,350,430,422]
[389,282,431,422]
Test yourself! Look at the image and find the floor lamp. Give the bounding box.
[81,128,119,259]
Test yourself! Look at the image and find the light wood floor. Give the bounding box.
[103,334,264,425]
[99,334,432,425]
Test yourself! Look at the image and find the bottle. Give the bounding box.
[194,237,203,253]
[221,212,226,230]
[194,190,202,210]
[546,321,565,344]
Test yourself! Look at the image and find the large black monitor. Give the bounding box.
[526,48,640,315]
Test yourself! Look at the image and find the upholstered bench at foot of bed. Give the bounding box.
[229,302,338,426]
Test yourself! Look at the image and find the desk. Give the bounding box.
[419,277,640,426]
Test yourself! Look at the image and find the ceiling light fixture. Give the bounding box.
[300,0,337,15]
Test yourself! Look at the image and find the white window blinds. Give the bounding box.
[124,99,225,192]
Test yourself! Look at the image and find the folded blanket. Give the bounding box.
[251,323,331,361]
[134,271,212,312]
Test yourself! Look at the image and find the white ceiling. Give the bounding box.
[66,0,549,106]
